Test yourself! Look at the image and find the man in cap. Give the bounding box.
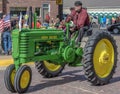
[66,1,90,45]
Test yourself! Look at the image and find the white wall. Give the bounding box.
[63,7,120,14]
[88,8,120,14]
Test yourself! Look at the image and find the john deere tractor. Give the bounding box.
[4,12,117,93]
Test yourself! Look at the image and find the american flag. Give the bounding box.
[0,19,3,32]
[0,14,11,32]
[3,14,11,28]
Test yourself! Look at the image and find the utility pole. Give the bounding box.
[58,4,63,21]
[56,0,63,21]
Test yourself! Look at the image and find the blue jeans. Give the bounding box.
[2,31,12,54]
[100,23,104,27]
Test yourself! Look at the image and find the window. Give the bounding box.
[10,7,27,17]
[42,4,50,20]
[35,7,41,17]
[43,4,49,8]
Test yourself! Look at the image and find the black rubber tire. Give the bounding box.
[4,64,16,93]
[87,30,92,36]
[14,65,32,93]
[83,31,117,85]
[35,61,65,78]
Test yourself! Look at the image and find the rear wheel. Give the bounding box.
[35,61,65,78]
[83,31,117,85]
[87,30,92,36]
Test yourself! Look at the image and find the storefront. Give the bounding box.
[5,0,58,21]
[10,7,27,17]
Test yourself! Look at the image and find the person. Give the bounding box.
[0,16,4,54]
[23,14,29,28]
[103,16,107,27]
[115,16,120,23]
[32,20,41,28]
[42,19,49,28]
[49,18,55,28]
[45,13,50,23]
[100,16,104,28]
[54,17,60,28]
[66,1,90,45]
[11,19,17,30]
[2,26,12,55]
[112,16,116,24]
[106,17,110,26]
[89,15,93,26]
[58,20,66,30]
[22,17,25,28]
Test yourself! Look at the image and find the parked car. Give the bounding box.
[107,23,120,34]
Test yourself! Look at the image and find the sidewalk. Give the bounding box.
[0,56,13,67]
[0,56,34,67]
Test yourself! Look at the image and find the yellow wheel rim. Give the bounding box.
[44,61,61,72]
[10,69,16,86]
[20,70,30,89]
[93,39,114,78]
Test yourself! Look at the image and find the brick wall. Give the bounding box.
[6,0,58,19]
[0,0,2,13]
[41,0,58,19]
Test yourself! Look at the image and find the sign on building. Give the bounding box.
[56,0,63,5]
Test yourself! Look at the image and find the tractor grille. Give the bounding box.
[19,35,29,57]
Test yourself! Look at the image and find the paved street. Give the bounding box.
[0,30,120,94]
[0,0,120,93]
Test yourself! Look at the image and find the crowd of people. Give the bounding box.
[89,14,120,29]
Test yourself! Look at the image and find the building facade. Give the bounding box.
[1,0,58,20]
[63,0,120,14]
[0,0,2,13]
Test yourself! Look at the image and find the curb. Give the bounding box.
[0,58,34,68]
[0,59,14,67]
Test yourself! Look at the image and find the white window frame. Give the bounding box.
[42,3,50,16]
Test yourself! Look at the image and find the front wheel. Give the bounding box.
[83,31,117,85]
[14,65,32,93]
[35,61,65,78]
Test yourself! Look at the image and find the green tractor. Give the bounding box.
[4,12,117,93]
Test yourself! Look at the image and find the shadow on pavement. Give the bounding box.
[59,69,82,76]
[28,70,86,93]
[110,76,120,84]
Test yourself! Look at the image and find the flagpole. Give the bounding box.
[19,12,22,31]
[57,0,63,21]
[29,6,33,29]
